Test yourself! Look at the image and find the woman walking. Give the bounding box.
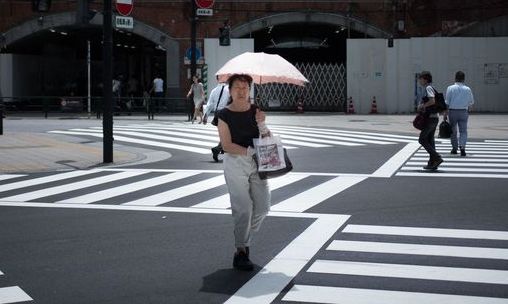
[217,74,271,271]
[186,75,205,123]
[417,71,443,170]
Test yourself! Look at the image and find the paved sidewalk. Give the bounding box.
[0,132,139,173]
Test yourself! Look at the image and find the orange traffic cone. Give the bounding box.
[347,97,355,114]
[370,96,378,114]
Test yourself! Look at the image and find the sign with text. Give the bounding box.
[197,8,213,16]
[115,16,133,29]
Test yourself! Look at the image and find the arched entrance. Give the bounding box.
[0,11,179,99]
[231,12,389,111]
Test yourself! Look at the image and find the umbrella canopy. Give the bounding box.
[215,52,308,86]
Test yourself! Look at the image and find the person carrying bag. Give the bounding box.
[253,135,293,180]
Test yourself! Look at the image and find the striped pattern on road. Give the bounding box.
[47,122,420,155]
[396,141,508,179]
[282,223,508,304]
[0,169,365,213]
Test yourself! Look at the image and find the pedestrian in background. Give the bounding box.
[187,75,205,124]
[204,77,230,162]
[444,71,474,157]
[150,74,164,113]
[417,71,443,170]
[217,74,271,271]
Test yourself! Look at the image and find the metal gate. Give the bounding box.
[254,62,347,111]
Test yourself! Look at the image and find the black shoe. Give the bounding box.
[211,147,219,162]
[233,251,254,271]
[460,148,466,157]
[451,148,458,155]
[423,157,443,170]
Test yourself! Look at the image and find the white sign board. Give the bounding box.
[115,16,133,29]
[197,8,213,16]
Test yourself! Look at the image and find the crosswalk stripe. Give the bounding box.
[110,127,220,142]
[343,224,508,240]
[0,270,3,275]
[326,240,508,260]
[70,128,218,147]
[0,175,26,182]
[122,175,225,206]
[190,174,310,209]
[486,140,508,143]
[435,144,508,149]
[0,170,98,193]
[55,172,200,204]
[411,157,508,162]
[272,125,419,141]
[401,166,508,173]
[307,260,508,285]
[282,285,508,304]
[270,128,394,145]
[277,133,362,146]
[433,150,508,154]
[396,172,508,178]
[277,139,331,148]
[406,162,508,167]
[1,171,146,201]
[49,131,211,154]
[414,153,508,158]
[0,286,33,304]
[271,176,367,213]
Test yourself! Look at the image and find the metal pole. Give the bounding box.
[190,0,197,77]
[103,0,114,163]
[87,39,91,118]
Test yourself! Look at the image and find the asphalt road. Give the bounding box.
[1,118,507,304]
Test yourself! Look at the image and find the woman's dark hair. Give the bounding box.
[419,71,432,83]
[228,74,253,90]
[227,74,253,105]
[455,71,465,82]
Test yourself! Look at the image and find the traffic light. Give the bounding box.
[219,26,230,46]
[32,0,52,12]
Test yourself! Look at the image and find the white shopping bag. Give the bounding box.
[253,135,286,172]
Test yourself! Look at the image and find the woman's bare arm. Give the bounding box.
[218,119,248,156]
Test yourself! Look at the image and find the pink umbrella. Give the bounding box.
[215,52,308,86]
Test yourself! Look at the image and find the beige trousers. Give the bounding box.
[223,153,271,248]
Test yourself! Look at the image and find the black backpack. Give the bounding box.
[428,87,447,113]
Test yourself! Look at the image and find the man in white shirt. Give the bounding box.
[204,80,230,162]
[444,71,474,156]
[150,75,164,112]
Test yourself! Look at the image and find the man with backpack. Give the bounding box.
[443,71,475,157]
[417,71,444,170]
[204,79,230,162]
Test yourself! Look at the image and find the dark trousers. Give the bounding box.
[418,117,440,161]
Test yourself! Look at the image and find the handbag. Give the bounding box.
[211,85,226,126]
[253,135,293,180]
[438,119,452,138]
[413,112,428,130]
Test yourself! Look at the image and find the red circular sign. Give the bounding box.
[116,0,133,16]
[195,0,214,9]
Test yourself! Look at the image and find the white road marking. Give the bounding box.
[56,172,200,204]
[406,162,508,167]
[270,128,393,145]
[371,142,421,177]
[224,214,350,304]
[411,157,508,162]
[0,286,33,304]
[110,127,220,142]
[271,125,419,141]
[327,240,508,260]
[0,175,26,182]
[282,285,508,304]
[122,175,226,206]
[433,150,508,154]
[307,260,508,285]
[277,133,362,146]
[191,174,310,209]
[1,171,146,201]
[343,224,508,240]
[271,176,367,213]
[0,170,98,193]
[49,131,211,154]
[70,128,219,148]
[396,172,508,178]
[414,153,508,158]
[401,166,508,173]
[486,140,508,143]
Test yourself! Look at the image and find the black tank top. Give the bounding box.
[218,105,259,148]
